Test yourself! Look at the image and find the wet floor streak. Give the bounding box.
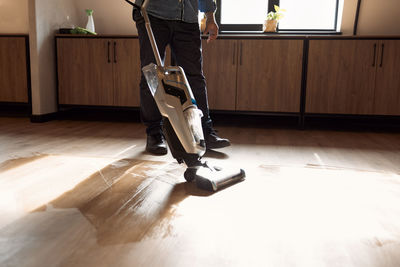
[0,156,214,266]
[28,158,199,244]
[0,154,47,173]
[2,158,400,266]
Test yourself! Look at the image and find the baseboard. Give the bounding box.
[304,114,400,132]
[30,112,58,123]
[0,102,31,117]
[27,106,399,132]
[57,106,141,122]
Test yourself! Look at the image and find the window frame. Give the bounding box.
[216,0,340,33]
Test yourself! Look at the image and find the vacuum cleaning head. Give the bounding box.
[184,163,246,192]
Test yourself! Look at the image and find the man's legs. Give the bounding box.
[170,21,230,149]
[169,21,211,130]
[134,11,171,154]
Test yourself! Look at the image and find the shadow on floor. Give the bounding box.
[28,157,213,246]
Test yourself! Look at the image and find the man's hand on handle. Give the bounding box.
[204,11,218,43]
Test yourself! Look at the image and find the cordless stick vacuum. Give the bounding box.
[126,0,245,191]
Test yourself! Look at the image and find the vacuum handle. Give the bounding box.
[140,0,163,67]
[143,0,163,67]
[124,0,141,9]
[124,0,162,66]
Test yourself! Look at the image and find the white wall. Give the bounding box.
[357,0,400,35]
[0,0,29,33]
[340,0,358,35]
[340,0,400,35]
[74,0,137,35]
[29,0,81,115]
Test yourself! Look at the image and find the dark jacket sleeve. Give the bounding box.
[199,0,217,13]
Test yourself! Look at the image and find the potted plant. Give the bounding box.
[263,5,285,32]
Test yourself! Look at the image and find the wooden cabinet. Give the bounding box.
[236,39,303,112]
[306,40,377,115]
[202,39,237,110]
[56,36,399,117]
[112,39,141,107]
[306,39,400,115]
[0,36,28,103]
[57,38,141,107]
[373,40,400,115]
[202,39,303,113]
[57,38,114,106]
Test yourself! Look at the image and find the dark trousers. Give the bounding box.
[133,10,212,136]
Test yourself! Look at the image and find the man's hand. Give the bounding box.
[204,12,219,43]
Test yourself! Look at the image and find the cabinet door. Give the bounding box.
[236,39,303,112]
[306,40,377,114]
[57,38,114,106]
[113,39,141,107]
[202,39,237,110]
[373,40,400,115]
[0,37,28,102]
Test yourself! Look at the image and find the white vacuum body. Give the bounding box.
[131,0,245,191]
[142,63,206,156]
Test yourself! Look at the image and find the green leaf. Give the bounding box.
[276,14,284,20]
[267,11,275,20]
[267,5,286,21]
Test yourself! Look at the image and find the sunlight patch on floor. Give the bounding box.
[0,155,119,229]
[242,165,400,244]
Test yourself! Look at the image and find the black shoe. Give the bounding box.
[205,130,231,149]
[146,134,168,155]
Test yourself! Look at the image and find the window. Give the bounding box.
[221,0,269,24]
[278,0,339,31]
[217,0,341,32]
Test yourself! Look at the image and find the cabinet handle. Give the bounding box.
[372,43,376,67]
[239,42,243,66]
[379,43,384,67]
[233,42,236,65]
[107,41,111,63]
[114,41,117,63]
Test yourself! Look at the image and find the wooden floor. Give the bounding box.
[1,116,400,267]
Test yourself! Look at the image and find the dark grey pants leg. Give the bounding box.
[134,9,213,135]
[135,14,171,135]
[170,21,213,132]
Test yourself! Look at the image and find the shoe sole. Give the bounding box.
[146,147,168,155]
[206,142,231,150]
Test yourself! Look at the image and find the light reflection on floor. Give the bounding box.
[0,154,172,228]
[1,155,400,266]
[1,115,400,266]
